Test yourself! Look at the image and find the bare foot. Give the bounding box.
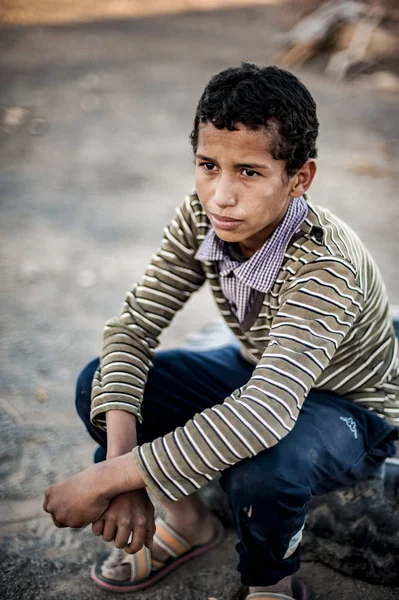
[151,507,216,563]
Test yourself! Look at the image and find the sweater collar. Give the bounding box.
[195,195,308,293]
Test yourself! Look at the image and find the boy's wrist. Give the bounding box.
[106,410,138,459]
[97,452,144,498]
[106,444,136,460]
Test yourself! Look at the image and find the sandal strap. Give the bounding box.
[152,516,192,559]
[116,516,192,582]
[150,557,165,570]
[119,545,152,581]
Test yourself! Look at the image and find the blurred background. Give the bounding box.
[1,1,398,599]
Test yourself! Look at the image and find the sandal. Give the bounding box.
[91,515,225,592]
[242,578,308,600]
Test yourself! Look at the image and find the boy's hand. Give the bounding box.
[43,463,110,528]
[44,453,145,529]
[92,489,155,553]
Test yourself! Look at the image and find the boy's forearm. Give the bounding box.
[106,410,138,459]
[100,407,144,497]
[98,452,145,498]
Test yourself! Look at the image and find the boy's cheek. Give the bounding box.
[195,175,205,197]
[195,185,207,208]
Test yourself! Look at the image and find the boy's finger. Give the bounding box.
[102,521,117,542]
[92,519,105,536]
[114,526,131,550]
[125,524,146,554]
[144,526,154,550]
[145,517,155,549]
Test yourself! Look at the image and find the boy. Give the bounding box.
[44,63,398,600]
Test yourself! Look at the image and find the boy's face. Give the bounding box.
[195,122,300,257]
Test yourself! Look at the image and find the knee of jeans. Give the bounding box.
[221,455,310,515]
[221,458,269,509]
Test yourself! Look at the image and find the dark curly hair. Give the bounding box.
[190,63,319,178]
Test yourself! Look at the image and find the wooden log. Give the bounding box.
[278,0,398,78]
[278,0,367,67]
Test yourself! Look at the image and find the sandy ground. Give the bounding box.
[1,2,399,599]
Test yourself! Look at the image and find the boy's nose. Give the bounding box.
[213,177,237,208]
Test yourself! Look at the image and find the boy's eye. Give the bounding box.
[242,168,257,177]
[202,162,216,171]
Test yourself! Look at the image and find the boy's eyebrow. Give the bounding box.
[236,162,270,170]
[196,153,215,162]
[196,153,270,170]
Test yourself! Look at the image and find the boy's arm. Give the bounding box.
[90,194,206,430]
[43,257,363,526]
[106,410,137,458]
[43,259,366,526]
[93,411,156,553]
[85,195,206,548]
[132,258,365,502]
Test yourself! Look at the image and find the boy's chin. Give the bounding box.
[213,229,244,243]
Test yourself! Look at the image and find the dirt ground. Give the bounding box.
[1,2,399,599]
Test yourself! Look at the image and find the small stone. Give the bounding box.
[35,388,48,402]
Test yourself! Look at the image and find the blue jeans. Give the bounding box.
[76,345,397,586]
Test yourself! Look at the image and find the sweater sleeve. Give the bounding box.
[90,195,206,429]
[133,258,364,502]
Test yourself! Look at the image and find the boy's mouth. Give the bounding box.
[208,211,243,231]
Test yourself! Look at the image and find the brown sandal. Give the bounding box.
[91,515,225,592]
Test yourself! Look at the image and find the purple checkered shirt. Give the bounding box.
[195,196,308,324]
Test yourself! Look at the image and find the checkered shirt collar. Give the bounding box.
[195,196,308,293]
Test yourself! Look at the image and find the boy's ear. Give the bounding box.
[288,159,317,197]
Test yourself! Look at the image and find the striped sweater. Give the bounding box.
[91,193,399,502]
